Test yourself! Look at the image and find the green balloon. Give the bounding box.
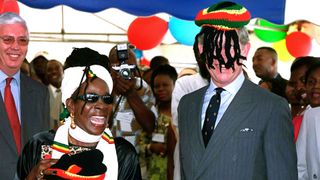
[254,19,288,43]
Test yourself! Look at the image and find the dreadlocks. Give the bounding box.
[194,1,251,72]
[197,26,246,72]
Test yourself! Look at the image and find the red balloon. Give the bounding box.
[128,16,168,50]
[0,0,4,14]
[2,0,20,14]
[286,31,312,58]
[140,57,150,66]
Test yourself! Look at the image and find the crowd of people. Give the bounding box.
[1,1,320,180]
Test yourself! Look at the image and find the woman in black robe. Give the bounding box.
[16,47,142,180]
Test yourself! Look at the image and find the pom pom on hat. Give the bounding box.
[195,1,251,30]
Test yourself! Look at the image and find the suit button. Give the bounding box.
[313,174,317,179]
[232,155,237,161]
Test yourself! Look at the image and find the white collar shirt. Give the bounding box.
[201,71,245,129]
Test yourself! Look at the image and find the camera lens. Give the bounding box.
[120,68,131,80]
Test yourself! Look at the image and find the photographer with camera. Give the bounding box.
[109,44,156,178]
[108,44,156,178]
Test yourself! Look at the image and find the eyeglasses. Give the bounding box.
[0,35,29,46]
[76,93,113,104]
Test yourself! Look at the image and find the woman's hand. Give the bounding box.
[26,159,58,180]
[149,142,167,156]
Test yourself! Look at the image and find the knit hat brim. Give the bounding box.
[195,1,251,30]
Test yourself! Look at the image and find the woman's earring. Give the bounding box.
[70,113,76,129]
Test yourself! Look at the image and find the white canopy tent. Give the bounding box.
[18,2,320,84]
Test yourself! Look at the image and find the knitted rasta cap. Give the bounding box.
[193,1,251,71]
[195,1,251,30]
[46,149,107,179]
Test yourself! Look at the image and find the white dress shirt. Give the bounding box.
[201,71,244,128]
[296,106,320,180]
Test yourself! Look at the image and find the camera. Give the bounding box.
[112,43,136,80]
[116,43,129,62]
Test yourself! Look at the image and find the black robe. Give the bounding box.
[16,130,142,180]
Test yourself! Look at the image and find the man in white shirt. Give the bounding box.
[171,42,209,180]
[46,59,64,130]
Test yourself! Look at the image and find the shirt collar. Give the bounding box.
[0,70,21,85]
[208,71,245,95]
[49,84,58,92]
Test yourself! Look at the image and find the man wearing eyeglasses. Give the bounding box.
[0,13,50,179]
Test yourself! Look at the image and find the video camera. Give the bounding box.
[112,43,136,80]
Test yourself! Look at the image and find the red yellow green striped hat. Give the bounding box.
[195,1,251,30]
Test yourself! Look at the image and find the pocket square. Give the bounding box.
[240,128,254,132]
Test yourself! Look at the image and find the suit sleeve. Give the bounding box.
[16,131,54,179]
[264,98,298,179]
[171,77,187,128]
[296,111,309,180]
[178,96,187,180]
[43,87,50,130]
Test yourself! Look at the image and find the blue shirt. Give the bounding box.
[201,71,244,129]
[0,70,21,122]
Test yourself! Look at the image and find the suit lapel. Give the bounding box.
[189,87,207,158]
[20,74,35,144]
[195,80,257,177]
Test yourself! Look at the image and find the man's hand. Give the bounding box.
[111,69,136,96]
[110,69,155,133]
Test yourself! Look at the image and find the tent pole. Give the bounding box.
[61,5,65,41]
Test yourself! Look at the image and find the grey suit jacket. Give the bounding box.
[178,79,297,180]
[0,73,50,179]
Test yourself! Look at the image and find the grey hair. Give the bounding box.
[238,27,250,47]
[0,12,28,32]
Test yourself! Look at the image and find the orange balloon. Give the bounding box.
[272,39,294,62]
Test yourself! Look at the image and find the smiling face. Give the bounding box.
[306,67,320,107]
[0,23,29,76]
[286,65,308,105]
[67,77,113,135]
[46,60,63,88]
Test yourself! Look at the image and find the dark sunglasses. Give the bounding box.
[0,35,29,46]
[76,93,113,104]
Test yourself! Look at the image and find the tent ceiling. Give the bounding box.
[16,1,320,85]
[20,1,320,44]
[20,0,286,24]
[20,3,135,43]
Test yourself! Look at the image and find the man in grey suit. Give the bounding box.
[178,1,297,180]
[0,13,50,179]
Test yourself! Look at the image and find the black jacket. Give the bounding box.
[16,130,142,180]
